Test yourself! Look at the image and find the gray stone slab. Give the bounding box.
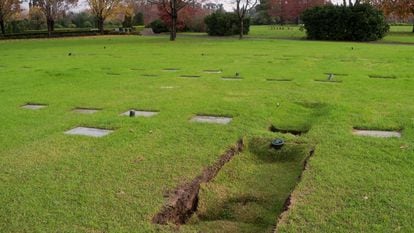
[352,129,401,138]
[121,110,159,117]
[203,70,222,74]
[65,127,113,137]
[73,108,100,114]
[21,104,47,110]
[191,115,232,125]
[222,77,242,81]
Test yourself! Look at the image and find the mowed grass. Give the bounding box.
[0,33,413,233]
[249,25,414,44]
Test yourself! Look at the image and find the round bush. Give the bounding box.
[204,12,250,36]
[301,4,389,41]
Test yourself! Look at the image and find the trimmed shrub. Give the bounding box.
[301,4,389,41]
[204,12,250,36]
[147,19,169,34]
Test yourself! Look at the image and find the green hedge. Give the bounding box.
[301,4,389,41]
[0,29,136,40]
[204,12,250,36]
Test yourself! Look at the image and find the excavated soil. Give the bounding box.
[152,140,244,225]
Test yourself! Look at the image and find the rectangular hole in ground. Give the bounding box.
[21,103,47,110]
[121,110,159,117]
[64,127,113,137]
[183,137,314,232]
[72,108,101,114]
[191,115,233,125]
[352,128,401,138]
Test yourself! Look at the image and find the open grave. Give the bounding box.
[352,128,401,138]
[153,138,315,233]
[64,127,113,137]
[180,75,201,78]
[203,70,222,74]
[190,115,233,125]
[21,103,47,110]
[72,108,101,114]
[121,110,159,117]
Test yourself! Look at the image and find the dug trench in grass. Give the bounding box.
[153,137,315,231]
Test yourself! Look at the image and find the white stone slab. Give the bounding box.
[191,116,232,125]
[121,110,159,117]
[21,104,47,110]
[73,108,100,114]
[352,129,401,138]
[65,127,113,137]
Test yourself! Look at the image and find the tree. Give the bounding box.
[148,0,196,41]
[365,0,414,32]
[233,0,258,39]
[267,0,326,24]
[0,0,20,35]
[35,0,77,36]
[87,0,121,34]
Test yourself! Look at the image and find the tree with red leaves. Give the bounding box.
[148,0,197,41]
[268,0,326,24]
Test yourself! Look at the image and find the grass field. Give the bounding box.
[0,28,413,233]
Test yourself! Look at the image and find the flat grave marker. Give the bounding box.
[191,115,232,125]
[203,70,222,74]
[65,127,113,137]
[72,108,101,114]
[352,129,401,138]
[21,104,47,110]
[121,110,159,117]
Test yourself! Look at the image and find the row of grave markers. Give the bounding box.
[21,104,233,138]
[21,103,401,139]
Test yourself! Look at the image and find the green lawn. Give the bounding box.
[0,33,413,233]
[248,25,414,44]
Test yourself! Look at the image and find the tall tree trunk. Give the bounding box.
[47,18,52,37]
[239,18,244,39]
[170,4,177,41]
[51,19,54,32]
[98,17,104,35]
[170,16,177,41]
[0,19,5,36]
